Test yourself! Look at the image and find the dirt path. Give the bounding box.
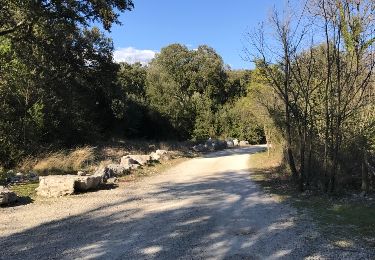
[0,146,372,259]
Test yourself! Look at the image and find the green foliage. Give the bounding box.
[146,43,256,140]
[216,98,264,143]
[248,0,375,192]
[0,1,133,167]
[0,2,266,168]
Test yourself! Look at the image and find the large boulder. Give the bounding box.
[27,172,39,182]
[122,154,151,166]
[93,167,109,182]
[192,144,208,152]
[74,176,102,191]
[226,140,234,148]
[106,163,130,175]
[36,175,76,197]
[150,152,160,161]
[150,150,169,161]
[233,139,239,146]
[239,140,249,146]
[211,140,227,150]
[36,175,103,197]
[156,149,168,155]
[94,164,130,182]
[0,187,18,205]
[120,157,140,167]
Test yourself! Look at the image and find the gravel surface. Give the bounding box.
[0,146,373,259]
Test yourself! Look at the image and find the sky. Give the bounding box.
[109,0,284,69]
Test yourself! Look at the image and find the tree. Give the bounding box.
[244,0,375,193]
[146,44,229,139]
[0,0,134,166]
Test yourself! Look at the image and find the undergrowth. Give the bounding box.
[249,149,375,247]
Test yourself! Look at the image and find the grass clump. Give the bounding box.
[10,182,39,200]
[19,146,97,175]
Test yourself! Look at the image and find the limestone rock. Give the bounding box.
[93,164,127,182]
[36,175,76,197]
[120,157,139,167]
[0,187,18,205]
[233,139,239,146]
[156,149,168,155]
[150,152,160,161]
[106,164,130,176]
[74,176,102,191]
[226,140,234,148]
[239,140,249,146]
[93,167,108,182]
[122,154,151,166]
[36,175,103,197]
[150,150,169,161]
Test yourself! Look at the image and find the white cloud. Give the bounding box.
[113,47,157,65]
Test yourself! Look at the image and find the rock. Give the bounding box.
[122,154,151,166]
[192,144,208,152]
[150,150,169,161]
[0,187,18,205]
[74,176,102,191]
[28,172,39,182]
[226,140,234,148]
[36,175,76,197]
[93,164,129,183]
[106,164,130,176]
[77,171,86,176]
[212,140,227,150]
[15,172,24,177]
[36,175,103,197]
[150,152,161,161]
[93,167,109,182]
[233,139,239,146]
[239,140,249,146]
[120,157,139,167]
[156,149,168,155]
[9,176,22,183]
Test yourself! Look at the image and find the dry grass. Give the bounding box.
[249,147,283,170]
[19,147,96,175]
[16,140,194,176]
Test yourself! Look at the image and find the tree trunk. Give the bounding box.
[361,161,369,195]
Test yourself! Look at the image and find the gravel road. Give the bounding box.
[0,146,373,259]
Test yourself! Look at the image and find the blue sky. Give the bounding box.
[109,0,284,69]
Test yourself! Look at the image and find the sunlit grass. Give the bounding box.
[10,182,39,199]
